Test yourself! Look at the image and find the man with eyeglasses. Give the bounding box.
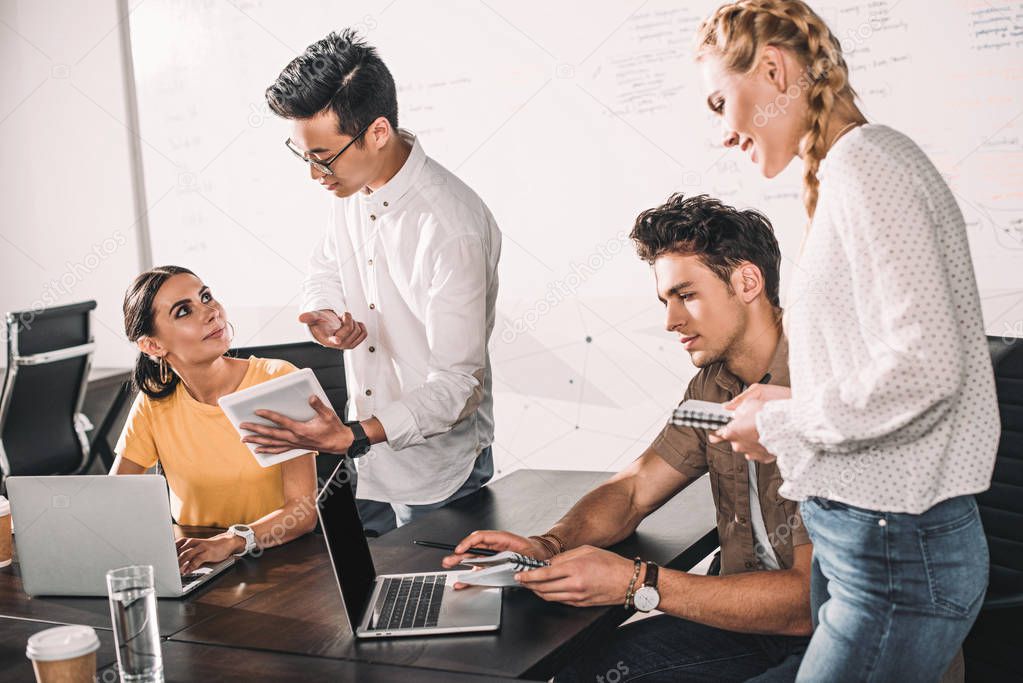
[251,29,502,535]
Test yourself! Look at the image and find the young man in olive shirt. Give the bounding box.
[444,194,811,681]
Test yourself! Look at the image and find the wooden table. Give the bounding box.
[0,470,717,681]
[0,617,119,682]
[0,532,328,637]
[100,641,521,682]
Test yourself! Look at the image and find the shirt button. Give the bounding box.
[369,303,375,310]
[368,258,374,266]
[368,346,375,353]
[370,214,377,221]
[878,519,887,527]
[744,561,754,568]
[383,201,389,207]
[738,516,747,525]
[365,389,372,396]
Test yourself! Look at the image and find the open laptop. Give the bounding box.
[6,474,234,597]
[317,461,501,638]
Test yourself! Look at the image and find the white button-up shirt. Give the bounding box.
[757,124,1000,514]
[302,130,501,504]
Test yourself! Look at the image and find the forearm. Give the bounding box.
[244,494,318,551]
[110,455,147,475]
[361,417,387,444]
[656,567,812,636]
[546,480,645,551]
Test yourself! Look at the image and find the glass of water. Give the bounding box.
[106,565,164,682]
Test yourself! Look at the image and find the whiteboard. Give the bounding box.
[129,0,1023,474]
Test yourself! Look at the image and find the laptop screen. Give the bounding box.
[316,461,376,627]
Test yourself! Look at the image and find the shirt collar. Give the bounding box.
[359,128,426,213]
[714,326,790,394]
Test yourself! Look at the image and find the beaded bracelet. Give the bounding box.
[624,557,643,609]
[540,532,567,555]
[529,535,559,558]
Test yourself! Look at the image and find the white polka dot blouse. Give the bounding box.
[756,124,1001,514]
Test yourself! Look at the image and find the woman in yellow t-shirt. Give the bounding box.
[112,265,319,574]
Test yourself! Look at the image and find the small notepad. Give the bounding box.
[671,399,733,430]
[455,551,549,587]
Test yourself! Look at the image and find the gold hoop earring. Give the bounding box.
[159,357,172,384]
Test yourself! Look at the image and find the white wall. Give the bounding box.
[123,0,1023,478]
[0,0,142,367]
[3,1,1021,479]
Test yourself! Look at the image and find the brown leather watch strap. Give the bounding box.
[643,561,659,589]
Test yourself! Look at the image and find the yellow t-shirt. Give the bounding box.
[116,357,309,527]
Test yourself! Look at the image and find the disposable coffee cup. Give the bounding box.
[0,495,11,568]
[25,624,100,683]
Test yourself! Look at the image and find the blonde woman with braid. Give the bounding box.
[701,1,999,680]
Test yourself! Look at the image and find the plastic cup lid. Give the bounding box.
[0,495,9,516]
[25,625,100,662]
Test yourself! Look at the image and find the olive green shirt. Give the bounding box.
[651,334,810,575]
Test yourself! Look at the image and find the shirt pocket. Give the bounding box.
[762,474,803,566]
[707,442,739,523]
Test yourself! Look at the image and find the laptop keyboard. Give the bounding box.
[372,574,446,630]
[180,566,214,591]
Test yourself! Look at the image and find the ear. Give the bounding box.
[137,336,164,359]
[732,262,764,304]
[758,45,789,94]
[369,116,391,150]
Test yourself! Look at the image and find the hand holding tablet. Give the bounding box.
[218,368,343,467]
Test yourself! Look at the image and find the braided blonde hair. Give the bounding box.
[695,0,862,220]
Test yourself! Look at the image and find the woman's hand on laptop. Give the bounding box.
[299,309,367,350]
[241,396,353,455]
[176,535,240,574]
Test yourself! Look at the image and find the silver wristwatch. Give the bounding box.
[633,561,660,612]
[228,524,257,557]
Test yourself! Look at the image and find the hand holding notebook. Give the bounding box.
[455,551,550,587]
[671,399,734,430]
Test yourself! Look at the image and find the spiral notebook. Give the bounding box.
[671,399,734,430]
[455,551,550,587]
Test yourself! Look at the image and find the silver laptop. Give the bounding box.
[6,474,234,598]
[317,462,501,638]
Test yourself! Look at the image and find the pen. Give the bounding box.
[413,539,498,556]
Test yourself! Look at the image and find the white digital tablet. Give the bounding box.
[218,367,332,467]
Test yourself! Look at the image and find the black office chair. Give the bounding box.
[228,341,350,490]
[962,336,1023,680]
[86,379,136,473]
[0,301,97,488]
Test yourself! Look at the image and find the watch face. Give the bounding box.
[633,586,659,612]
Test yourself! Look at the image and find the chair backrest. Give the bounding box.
[228,341,347,488]
[1,301,97,481]
[979,336,1023,607]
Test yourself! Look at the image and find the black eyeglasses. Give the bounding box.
[284,121,373,175]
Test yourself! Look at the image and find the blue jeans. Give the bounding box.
[554,613,809,682]
[797,495,988,682]
[355,446,494,535]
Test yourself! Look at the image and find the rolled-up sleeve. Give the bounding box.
[651,375,709,480]
[375,233,488,450]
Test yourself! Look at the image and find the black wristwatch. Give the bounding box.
[345,421,372,457]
